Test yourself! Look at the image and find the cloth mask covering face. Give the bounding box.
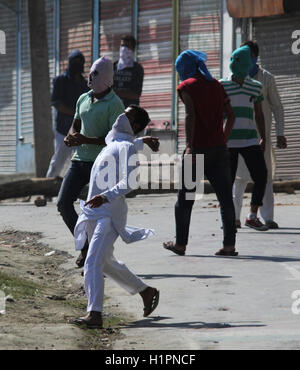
[229,45,252,80]
[67,50,85,77]
[249,57,259,78]
[105,113,134,145]
[117,46,134,71]
[175,50,214,82]
[88,56,114,94]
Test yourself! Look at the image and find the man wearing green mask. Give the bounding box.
[220,45,268,231]
[232,41,287,230]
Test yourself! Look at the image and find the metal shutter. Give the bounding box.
[0,2,17,173]
[59,0,93,76]
[99,0,132,61]
[137,0,173,129]
[253,14,300,180]
[177,0,221,154]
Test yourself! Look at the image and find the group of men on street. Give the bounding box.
[46,34,286,327]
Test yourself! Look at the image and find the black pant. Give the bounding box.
[175,146,236,247]
[229,145,267,207]
[57,160,94,235]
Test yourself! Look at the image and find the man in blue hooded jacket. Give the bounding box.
[46,50,89,178]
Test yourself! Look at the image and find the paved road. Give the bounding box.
[0,192,300,350]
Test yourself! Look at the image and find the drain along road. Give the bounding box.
[0,191,300,350]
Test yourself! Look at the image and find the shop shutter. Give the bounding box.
[137,0,173,129]
[59,0,93,76]
[99,0,132,61]
[253,14,300,180]
[20,0,33,145]
[0,2,17,173]
[177,0,221,154]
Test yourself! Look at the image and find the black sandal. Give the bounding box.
[163,241,185,256]
[215,248,238,256]
[71,317,103,329]
[143,289,160,317]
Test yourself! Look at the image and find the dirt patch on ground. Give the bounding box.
[0,229,127,350]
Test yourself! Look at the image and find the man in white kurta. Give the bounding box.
[73,106,159,328]
[233,41,287,229]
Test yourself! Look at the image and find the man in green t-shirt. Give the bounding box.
[57,56,159,267]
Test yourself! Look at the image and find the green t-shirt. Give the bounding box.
[72,90,124,162]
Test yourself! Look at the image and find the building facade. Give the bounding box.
[0,0,299,180]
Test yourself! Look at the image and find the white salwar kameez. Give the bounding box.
[74,114,153,312]
[233,68,284,222]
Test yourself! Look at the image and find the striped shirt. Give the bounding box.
[220,76,264,148]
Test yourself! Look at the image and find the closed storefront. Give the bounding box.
[253,14,300,180]
[0,1,17,173]
[59,0,93,76]
[99,0,132,61]
[177,0,222,154]
[137,0,173,129]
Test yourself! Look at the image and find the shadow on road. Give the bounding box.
[123,316,266,330]
[185,255,300,263]
[137,274,232,280]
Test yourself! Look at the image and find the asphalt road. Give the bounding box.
[0,191,300,350]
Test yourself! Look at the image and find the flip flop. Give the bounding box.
[163,241,185,256]
[143,290,160,317]
[215,248,238,256]
[71,317,103,329]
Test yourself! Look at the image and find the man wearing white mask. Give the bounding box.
[57,56,159,268]
[233,41,287,230]
[113,35,144,107]
[72,105,159,328]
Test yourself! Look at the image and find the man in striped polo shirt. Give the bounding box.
[220,45,268,231]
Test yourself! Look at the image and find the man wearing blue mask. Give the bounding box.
[220,45,268,231]
[113,35,144,108]
[163,50,237,256]
[232,41,287,230]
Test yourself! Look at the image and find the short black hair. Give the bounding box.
[129,104,150,132]
[121,35,137,50]
[241,41,259,57]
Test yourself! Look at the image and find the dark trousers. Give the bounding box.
[57,160,94,235]
[229,145,267,207]
[175,146,236,247]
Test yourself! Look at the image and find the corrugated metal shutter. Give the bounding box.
[59,0,92,76]
[99,0,132,61]
[253,14,300,180]
[20,0,33,144]
[137,0,173,129]
[0,2,17,173]
[177,0,221,154]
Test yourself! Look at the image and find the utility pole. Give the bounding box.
[28,0,53,177]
